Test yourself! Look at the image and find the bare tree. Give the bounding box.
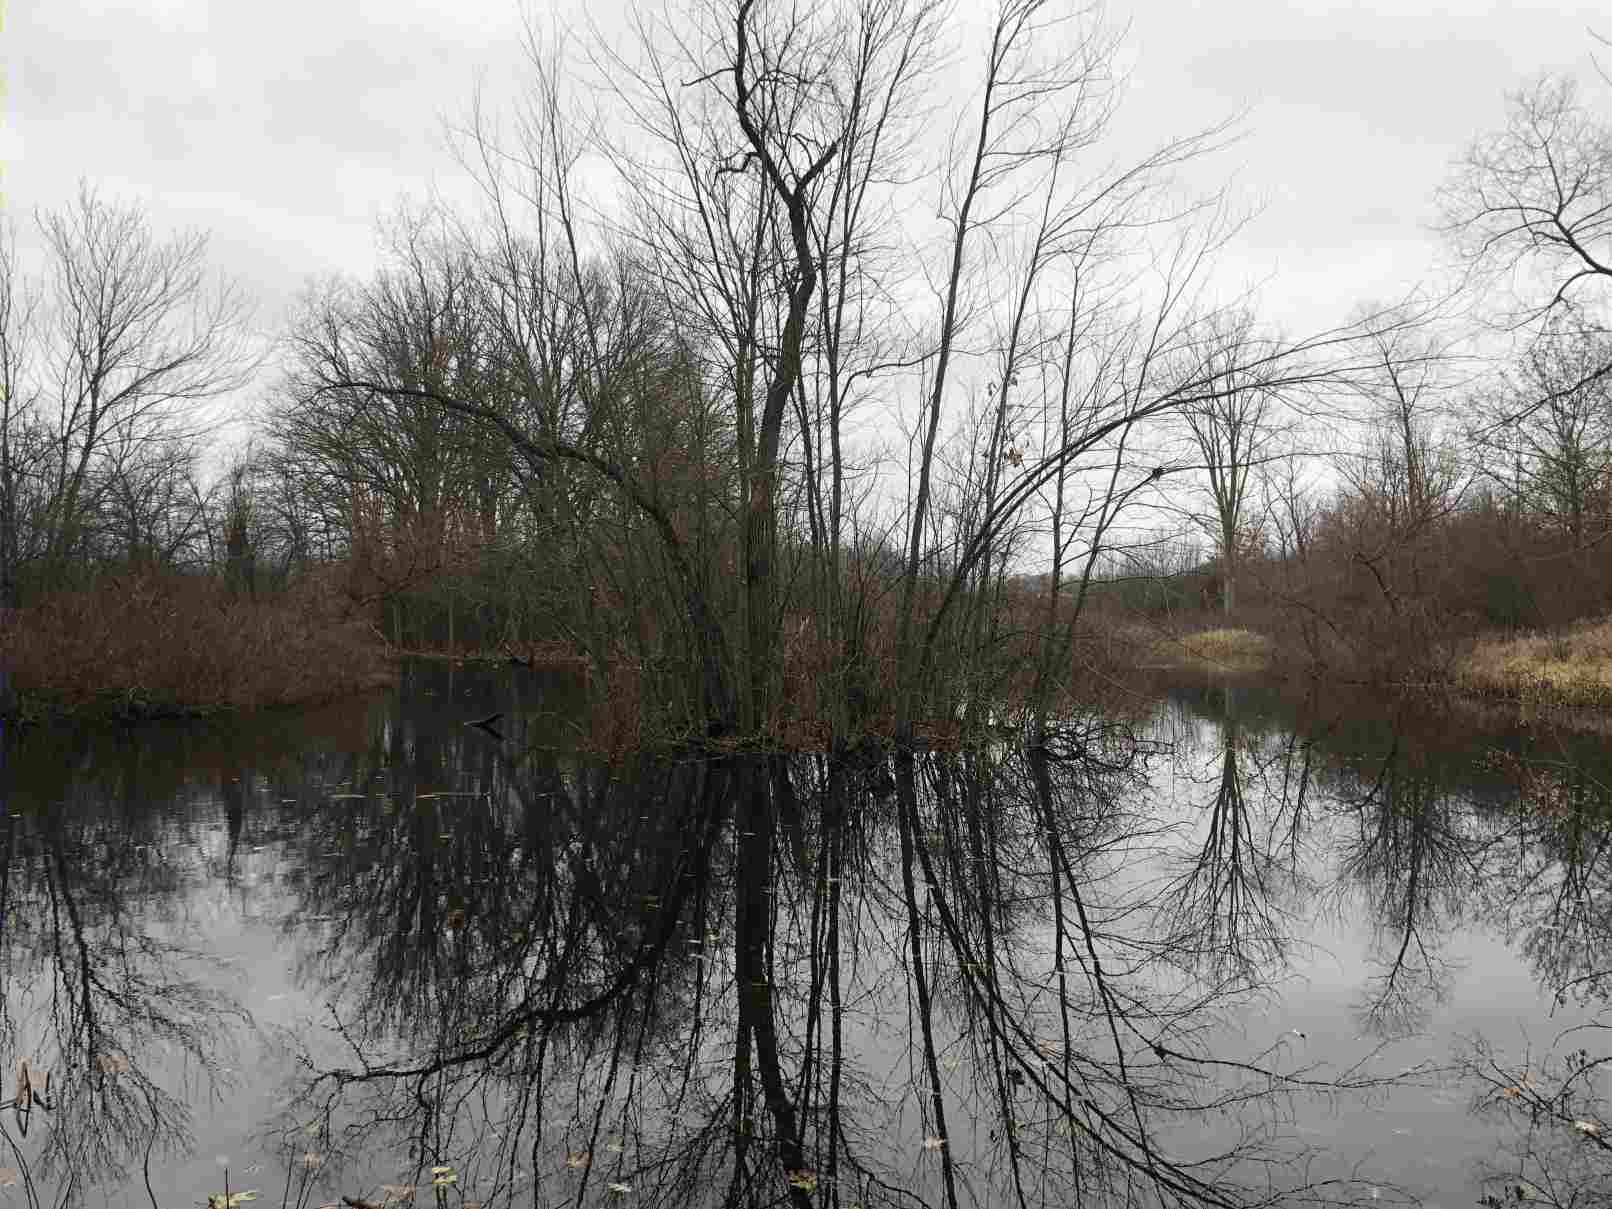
[1443,74,1612,420]
[1473,311,1612,552]
[0,186,254,587]
[1181,314,1281,616]
[88,418,212,568]
[1445,76,1612,322]
[306,0,1417,744]
[1337,317,1468,619]
[279,217,521,594]
[888,0,1241,734]
[0,224,40,609]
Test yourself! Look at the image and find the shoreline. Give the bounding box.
[10,620,1612,736]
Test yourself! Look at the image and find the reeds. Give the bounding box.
[1146,627,1273,673]
[0,568,394,720]
[1457,618,1612,708]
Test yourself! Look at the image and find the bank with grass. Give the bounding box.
[1145,626,1274,675]
[1454,619,1612,709]
[1145,613,1612,715]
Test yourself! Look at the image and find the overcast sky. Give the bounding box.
[9,0,1610,361]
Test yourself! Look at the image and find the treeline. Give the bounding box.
[1,3,1609,733]
[0,191,388,717]
[1098,301,1612,683]
[0,193,254,603]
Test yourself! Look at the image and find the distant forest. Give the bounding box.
[2,2,1610,734]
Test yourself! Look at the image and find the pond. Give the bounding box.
[0,660,1608,1208]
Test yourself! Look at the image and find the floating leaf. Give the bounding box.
[785,1170,818,1192]
[607,1183,632,1195]
[605,1137,625,1154]
[922,1136,947,1151]
[564,1151,589,1169]
[1574,1118,1601,1135]
[430,1167,456,1187]
[0,1169,17,1188]
[207,1193,258,1209]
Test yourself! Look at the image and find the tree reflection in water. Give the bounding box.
[1453,751,1612,1208]
[1154,684,1305,983]
[0,726,251,1204]
[282,704,1418,1209]
[1335,730,1478,1040]
[8,674,1612,1206]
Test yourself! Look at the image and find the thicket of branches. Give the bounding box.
[2,4,1610,729]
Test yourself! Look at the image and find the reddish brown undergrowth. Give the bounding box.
[0,568,394,720]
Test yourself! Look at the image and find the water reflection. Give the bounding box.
[1154,684,1304,981]
[279,697,1407,1209]
[0,722,278,1201]
[1453,753,1612,1209]
[0,668,1609,1206]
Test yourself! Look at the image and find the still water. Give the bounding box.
[0,660,1608,1208]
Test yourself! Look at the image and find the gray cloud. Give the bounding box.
[12,0,1610,361]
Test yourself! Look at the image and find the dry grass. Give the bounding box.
[1,568,395,720]
[1457,618,1612,708]
[1146,626,1273,673]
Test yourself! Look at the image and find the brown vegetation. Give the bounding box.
[1457,619,1612,709]
[0,568,393,721]
[1147,627,1273,674]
